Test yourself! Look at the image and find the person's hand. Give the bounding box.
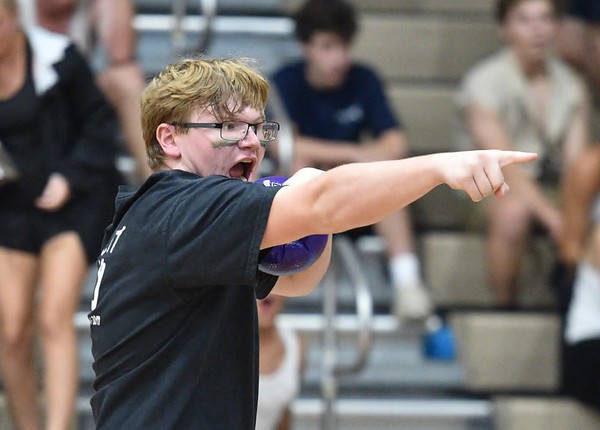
[35,173,71,211]
[433,150,538,202]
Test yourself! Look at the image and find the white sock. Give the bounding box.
[389,253,421,288]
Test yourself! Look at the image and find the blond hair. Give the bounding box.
[141,57,270,170]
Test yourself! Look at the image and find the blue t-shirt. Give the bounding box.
[567,0,600,23]
[272,61,402,142]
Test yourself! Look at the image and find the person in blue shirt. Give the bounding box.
[272,0,432,319]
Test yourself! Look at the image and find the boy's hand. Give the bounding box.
[434,150,538,202]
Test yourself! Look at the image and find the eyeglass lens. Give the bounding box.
[221,122,279,142]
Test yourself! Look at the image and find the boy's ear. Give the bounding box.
[156,123,181,158]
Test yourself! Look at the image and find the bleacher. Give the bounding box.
[81,0,600,429]
[3,1,600,429]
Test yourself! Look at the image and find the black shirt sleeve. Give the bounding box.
[166,176,280,293]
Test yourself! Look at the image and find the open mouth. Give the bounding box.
[229,159,254,181]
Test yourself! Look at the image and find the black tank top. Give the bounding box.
[0,41,46,207]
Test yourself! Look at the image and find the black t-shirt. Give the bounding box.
[89,170,280,429]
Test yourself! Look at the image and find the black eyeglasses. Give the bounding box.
[170,121,280,143]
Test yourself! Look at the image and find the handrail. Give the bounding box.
[171,0,187,52]
[321,235,374,430]
[171,0,217,54]
[332,236,374,375]
[197,0,217,53]
[265,85,295,177]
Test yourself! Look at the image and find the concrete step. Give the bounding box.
[284,0,495,15]
[135,0,496,18]
[132,12,500,84]
[287,314,465,397]
[134,0,285,15]
[0,394,493,430]
[353,14,499,83]
[273,230,558,314]
[389,84,460,154]
[291,397,492,430]
[493,396,600,430]
[421,232,557,310]
[132,14,298,76]
[449,311,562,394]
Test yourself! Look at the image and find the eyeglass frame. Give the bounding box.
[169,121,280,144]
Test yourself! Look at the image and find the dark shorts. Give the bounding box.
[567,0,600,23]
[0,209,78,256]
[563,338,600,411]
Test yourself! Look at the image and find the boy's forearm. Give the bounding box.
[264,150,536,249]
[308,155,441,234]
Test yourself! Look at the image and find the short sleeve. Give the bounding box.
[455,65,504,113]
[166,176,280,289]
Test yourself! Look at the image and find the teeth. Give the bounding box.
[241,177,248,182]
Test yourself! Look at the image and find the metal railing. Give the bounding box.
[321,235,374,430]
[171,0,217,54]
[267,85,295,177]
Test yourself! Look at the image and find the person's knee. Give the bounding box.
[0,317,34,352]
[487,198,531,238]
[38,306,75,341]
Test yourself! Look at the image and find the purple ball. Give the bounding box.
[256,176,328,275]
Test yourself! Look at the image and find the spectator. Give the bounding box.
[0,0,120,428]
[560,144,600,412]
[455,0,589,308]
[271,0,432,320]
[256,294,304,430]
[19,0,151,182]
[556,0,600,97]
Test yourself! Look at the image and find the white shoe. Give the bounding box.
[393,281,433,320]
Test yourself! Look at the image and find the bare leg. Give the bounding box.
[0,248,40,430]
[374,208,415,256]
[38,233,87,430]
[97,64,151,181]
[486,195,532,308]
[93,0,152,182]
[376,209,432,319]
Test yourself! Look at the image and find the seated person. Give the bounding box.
[271,0,432,319]
[455,0,589,308]
[256,294,304,430]
[18,0,151,182]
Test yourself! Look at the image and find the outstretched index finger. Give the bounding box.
[499,151,538,168]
